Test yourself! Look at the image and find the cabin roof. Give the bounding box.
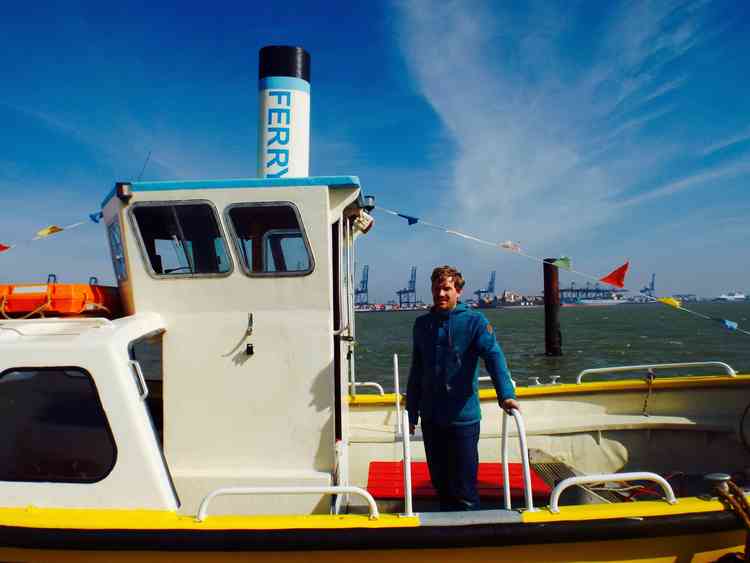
[101,176,361,208]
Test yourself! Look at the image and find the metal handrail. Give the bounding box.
[332,440,348,515]
[549,472,677,513]
[128,360,148,400]
[393,354,402,435]
[401,410,414,516]
[501,408,536,511]
[576,361,736,384]
[196,485,380,522]
[349,381,385,395]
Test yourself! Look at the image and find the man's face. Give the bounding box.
[432,276,462,311]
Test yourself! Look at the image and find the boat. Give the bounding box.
[0,45,749,562]
[718,292,747,302]
[572,297,627,306]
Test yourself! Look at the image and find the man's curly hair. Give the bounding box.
[430,265,465,290]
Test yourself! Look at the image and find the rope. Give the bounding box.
[717,480,750,530]
[0,291,52,320]
[714,479,750,562]
[642,369,655,416]
[376,205,750,338]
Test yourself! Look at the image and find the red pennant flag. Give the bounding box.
[0,244,10,253]
[599,261,629,288]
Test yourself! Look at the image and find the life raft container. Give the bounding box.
[0,277,121,319]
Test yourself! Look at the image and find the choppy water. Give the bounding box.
[354,302,750,392]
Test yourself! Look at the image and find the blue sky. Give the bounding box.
[1,1,748,302]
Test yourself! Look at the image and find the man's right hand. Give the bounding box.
[409,424,416,435]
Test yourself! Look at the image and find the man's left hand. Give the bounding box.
[501,398,520,413]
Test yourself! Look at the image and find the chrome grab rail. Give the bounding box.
[349,381,385,395]
[501,408,536,511]
[549,472,677,513]
[401,410,414,517]
[128,360,148,400]
[333,440,348,515]
[393,354,402,435]
[576,361,736,384]
[196,485,380,522]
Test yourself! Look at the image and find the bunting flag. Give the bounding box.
[499,240,521,252]
[375,203,750,338]
[397,213,419,226]
[552,256,572,270]
[35,225,64,239]
[0,212,104,256]
[599,261,629,288]
[657,297,682,309]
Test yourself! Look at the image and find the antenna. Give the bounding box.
[137,150,152,181]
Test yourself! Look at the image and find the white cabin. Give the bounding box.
[0,176,372,516]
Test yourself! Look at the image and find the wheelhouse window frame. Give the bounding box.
[128,199,234,280]
[107,217,128,282]
[0,366,118,484]
[224,201,316,278]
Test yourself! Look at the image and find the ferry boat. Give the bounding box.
[0,46,749,562]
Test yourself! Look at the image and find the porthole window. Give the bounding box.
[226,203,314,276]
[131,202,232,277]
[0,368,116,483]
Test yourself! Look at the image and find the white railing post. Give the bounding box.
[196,486,379,522]
[576,361,736,384]
[401,409,414,517]
[333,439,348,515]
[501,409,511,509]
[394,354,402,436]
[500,408,536,512]
[549,472,677,513]
[350,381,385,395]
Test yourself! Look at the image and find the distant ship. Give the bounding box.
[718,292,747,301]
[576,297,627,306]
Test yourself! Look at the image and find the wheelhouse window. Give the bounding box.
[227,203,314,276]
[0,368,116,483]
[131,202,231,277]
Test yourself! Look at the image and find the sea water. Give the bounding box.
[354,302,750,392]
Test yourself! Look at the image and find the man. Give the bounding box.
[406,265,519,511]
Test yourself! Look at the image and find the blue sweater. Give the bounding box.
[406,303,515,427]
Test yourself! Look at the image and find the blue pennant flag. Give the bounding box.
[721,319,739,331]
[89,211,104,223]
[397,213,419,226]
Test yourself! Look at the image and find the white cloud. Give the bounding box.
[395,1,709,249]
[391,0,750,296]
[621,160,750,206]
[701,128,750,157]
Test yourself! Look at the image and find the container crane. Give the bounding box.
[355,265,369,306]
[396,266,418,307]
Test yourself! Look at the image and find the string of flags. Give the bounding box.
[377,205,749,337]
[0,212,103,254]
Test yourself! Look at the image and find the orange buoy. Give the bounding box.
[0,280,121,319]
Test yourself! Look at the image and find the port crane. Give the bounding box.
[474,271,497,304]
[641,273,656,297]
[396,266,418,307]
[355,265,369,306]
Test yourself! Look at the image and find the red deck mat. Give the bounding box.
[367,461,551,500]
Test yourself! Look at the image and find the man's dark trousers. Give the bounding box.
[421,420,481,511]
